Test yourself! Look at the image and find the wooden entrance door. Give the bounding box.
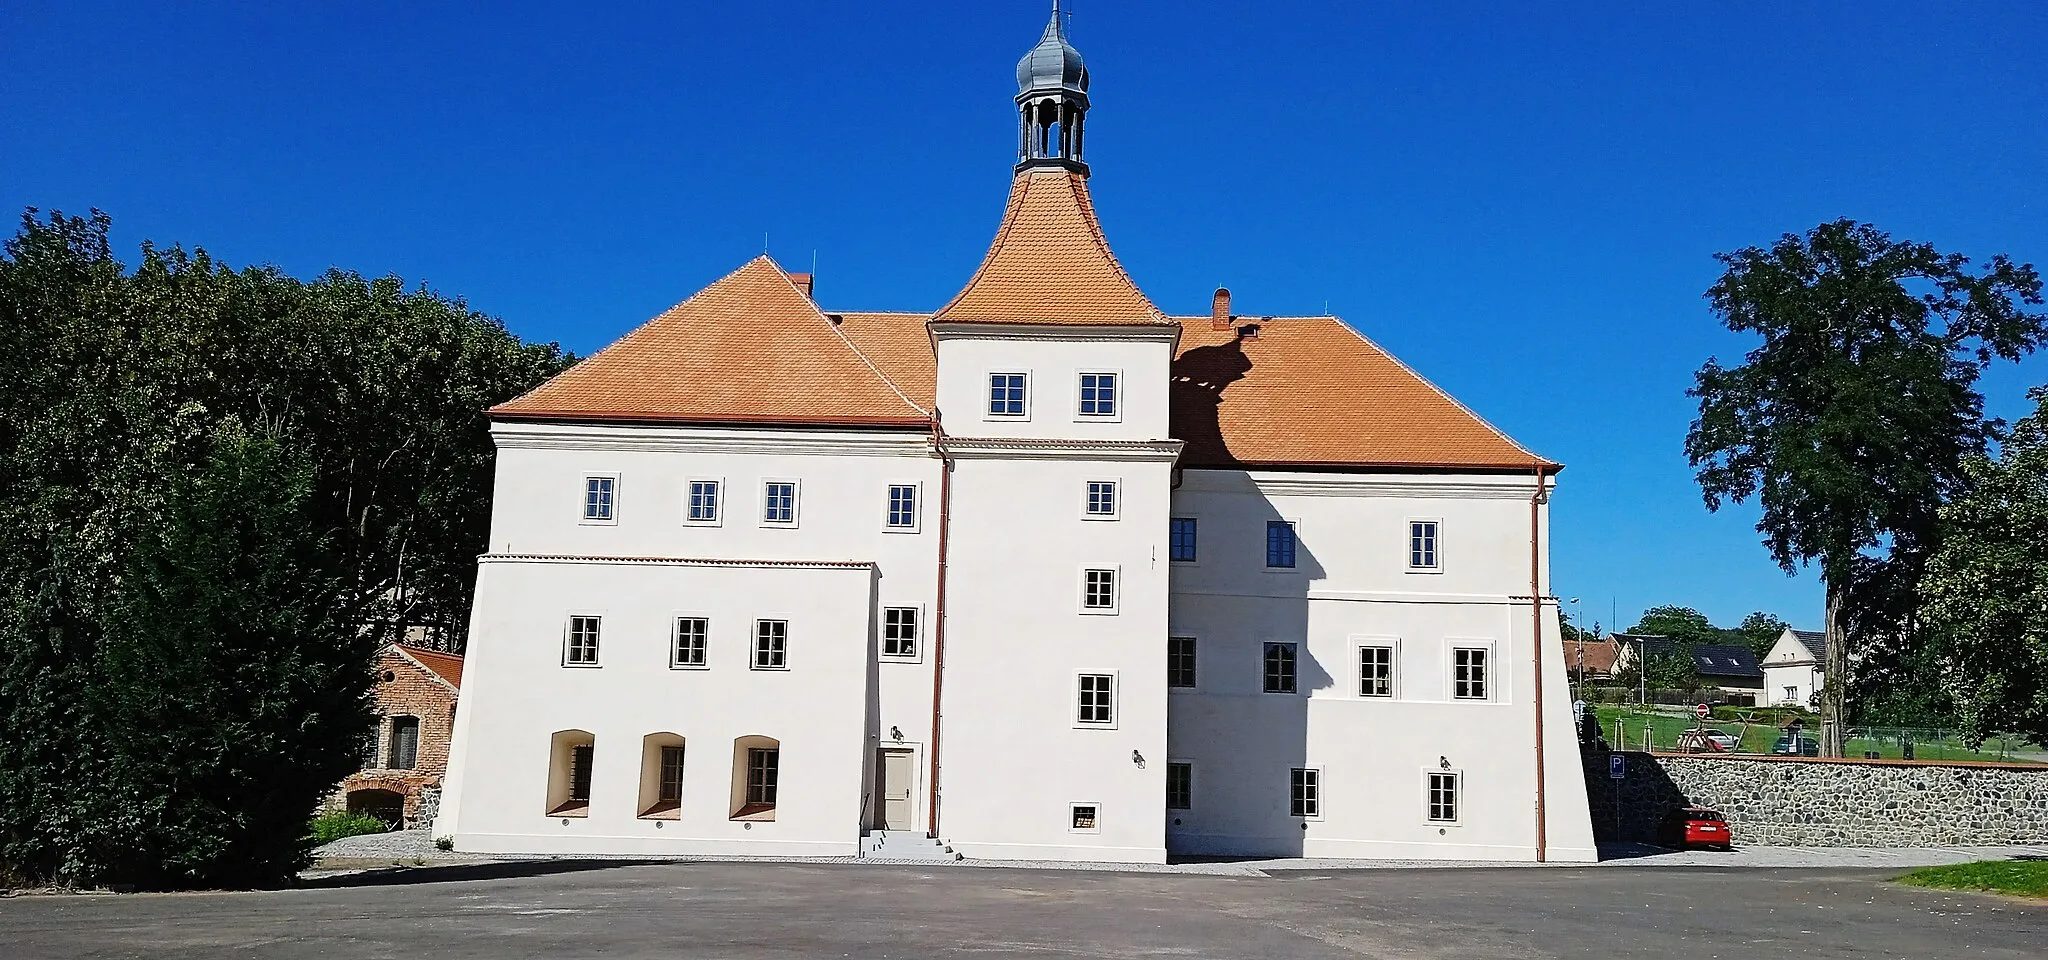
[879,749,914,831]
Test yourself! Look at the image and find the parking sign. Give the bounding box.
[1609,754,1626,779]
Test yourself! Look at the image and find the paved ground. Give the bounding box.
[2,860,2040,958]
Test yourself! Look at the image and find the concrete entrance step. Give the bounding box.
[860,830,963,861]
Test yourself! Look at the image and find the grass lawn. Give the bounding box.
[1588,704,2043,762]
[1896,860,2048,899]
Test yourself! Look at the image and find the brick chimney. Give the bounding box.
[787,272,815,300]
[1211,287,1232,330]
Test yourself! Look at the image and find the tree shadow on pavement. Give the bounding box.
[297,859,662,888]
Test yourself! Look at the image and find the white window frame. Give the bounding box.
[562,613,603,667]
[759,479,801,528]
[1080,567,1120,615]
[881,605,923,663]
[670,614,710,670]
[1289,766,1322,820]
[684,477,724,527]
[580,473,620,526]
[883,481,922,533]
[1451,642,1495,702]
[1073,671,1119,729]
[1407,517,1444,573]
[1168,516,1199,564]
[1165,760,1193,811]
[752,619,790,671]
[1356,637,1399,699]
[1082,479,1120,520]
[1075,369,1124,422]
[986,371,1031,421]
[1068,802,1102,834]
[1263,518,1302,573]
[1425,769,1463,825]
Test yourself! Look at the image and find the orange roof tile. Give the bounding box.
[491,257,930,426]
[932,169,1172,326]
[398,645,464,689]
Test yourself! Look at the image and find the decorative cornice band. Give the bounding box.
[1179,468,1547,500]
[479,554,875,570]
[928,321,1182,344]
[492,423,932,459]
[940,437,1185,462]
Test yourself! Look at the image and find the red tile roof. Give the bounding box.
[399,645,464,689]
[933,169,1171,326]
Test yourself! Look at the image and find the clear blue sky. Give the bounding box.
[6,2,2046,633]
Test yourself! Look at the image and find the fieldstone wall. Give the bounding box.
[1583,750,2048,846]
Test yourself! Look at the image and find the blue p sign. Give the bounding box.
[1609,754,1626,779]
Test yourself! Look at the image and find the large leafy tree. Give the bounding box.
[1686,219,2047,755]
[1919,387,2048,746]
[1629,606,1721,646]
[0,210,569,887]
[1735,611,1791,659]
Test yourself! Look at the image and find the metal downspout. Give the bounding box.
[1531,467,1550,863]
[926,421,953,839]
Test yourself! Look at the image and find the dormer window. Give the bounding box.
[1078,372,1118,418]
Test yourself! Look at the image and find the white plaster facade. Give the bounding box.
[1761,628,1827,708]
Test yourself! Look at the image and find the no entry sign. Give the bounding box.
[1696,703,1711,720]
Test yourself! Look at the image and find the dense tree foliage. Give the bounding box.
[1623,606,1790,659]
[1686,220,2047,754]
[1919,388,2048,746]
[0,210,570,887]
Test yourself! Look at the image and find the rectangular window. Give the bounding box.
[565,615,601,665]
[1290,768,1319,818]
[672,617,708,668]
[1428,771,1459,823]
[1454,647,1488,700]
[1085,480,1118,518]
[1169,517,1198,562]
[1360,645,1394,697]
[1077,674,1115,726]
[1266,520,1297,569]
[1409,520,1440,570]
[583,476,615,522]
[886,484,919,529]
[659,744,686,802]
[1082,568,1118,612]
[388,716,420,770]
[1070,804,1099,831]
[686,480,721,523]
[762,481,798,525]
[1264,642,1297,694]
[1167,636,1197,688]
[360,725,382,770]
[1166,762,1192,810]
[569,744,595,803]
[1078,372,1118,417]
[988,372,1027,418]
[746,747,779,806]
[754,620,788,670]
[883,607,919,659]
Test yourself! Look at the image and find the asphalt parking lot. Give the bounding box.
[1,860,2040,959]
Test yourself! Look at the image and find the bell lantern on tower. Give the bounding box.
[1015,4,1090,174]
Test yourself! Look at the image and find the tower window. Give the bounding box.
[988,373,1028,418]
[1085,481,1117,518]
[1078,372,1118,417]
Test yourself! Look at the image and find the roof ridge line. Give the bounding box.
[760,262,932,421]
[1332,319,1556,470]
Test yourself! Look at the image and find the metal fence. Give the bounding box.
[1596,709,2044,764]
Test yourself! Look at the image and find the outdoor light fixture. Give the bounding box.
[1131,749,1145,767]
[890,725,903,741]
[1439,756,1451,769]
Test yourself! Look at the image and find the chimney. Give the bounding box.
[1211,287,1232,330]
[787,272,815,300]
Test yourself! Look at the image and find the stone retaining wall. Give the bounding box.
[1583,750,2048,846]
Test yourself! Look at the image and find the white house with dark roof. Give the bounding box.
[432,10,1596,864]
[1761,628,1828,708]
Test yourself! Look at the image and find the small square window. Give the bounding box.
[686,480,721,524]
[1266,520,1297,569]
[1082,568,1118,613]
[1409,520,1441,570]
[883,607,919,659]
[1076,673,1115,726]
[583,477,616,522]
[1263,642,1297,694]
[1360,645,1394,697]
[1070,803,1099,832]
[1085,481,1118,518]
[1454,647,1488,700]
[672,617,708,668]
[1290,768,1320,818]
[762,481,798,526]
[886,484,919,530]
[988,373,1028,418]
[565,615,601,666]
[1167,636,1197,688]
[754,620,789,670]
[1428,771,1459,823]
[1169,517,1198,562]
[1078,372,1118,418]
[1166,762,1192,810]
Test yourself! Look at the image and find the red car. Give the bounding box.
[1662,807,1733,850]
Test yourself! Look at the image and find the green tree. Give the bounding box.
[1685,220,2047,755]
[1736,611,1791,659]
[1919,387,2048,746]
[1629,605,1720,646]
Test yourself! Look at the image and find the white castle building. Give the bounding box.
[435,12,1597,863]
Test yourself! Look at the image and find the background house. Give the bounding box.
[1564,637,1619,683]
[1612,633,1765,704]
[1760,627,1827,708]
[335,644,462,827]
